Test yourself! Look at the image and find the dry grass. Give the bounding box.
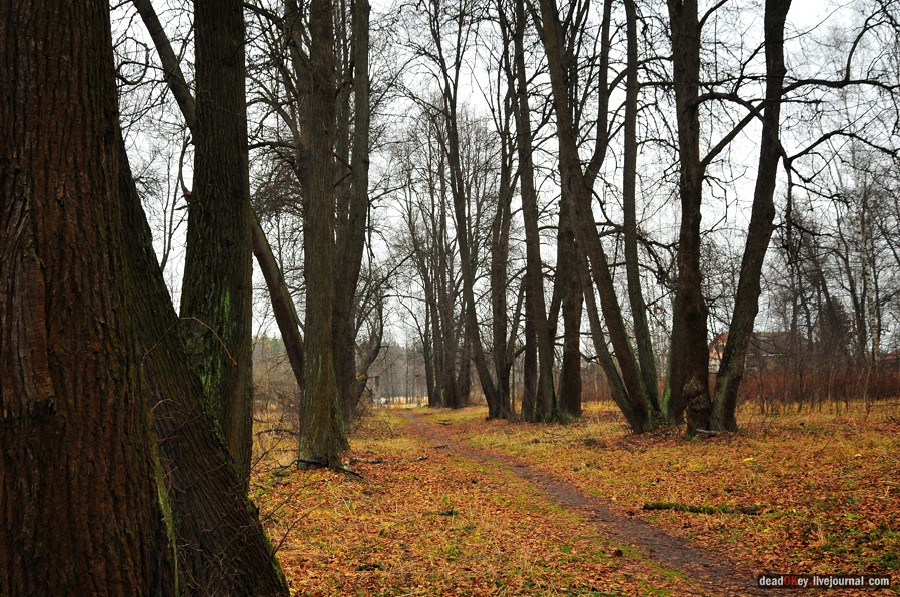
[254,409,706,596]
[418,400,900,580]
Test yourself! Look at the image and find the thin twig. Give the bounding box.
[143,316,238,366]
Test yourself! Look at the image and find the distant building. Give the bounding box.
[708,331,799,373]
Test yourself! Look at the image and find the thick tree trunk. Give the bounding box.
[712,0,792,431]
[121,146,289,596]
[0,2,175,593]
[300,0,349,466]
[665,0,712,436]
[179,0,254,486]
[557,193,583,419]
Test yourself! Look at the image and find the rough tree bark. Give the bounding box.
[178,0,255,486]
[121,144,289,596]
[0,1,174,592]
[665,0,712,436]
[299,0,349,466]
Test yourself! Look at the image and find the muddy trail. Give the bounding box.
[400,410,767,596]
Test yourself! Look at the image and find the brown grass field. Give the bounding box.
[253,400,899,595]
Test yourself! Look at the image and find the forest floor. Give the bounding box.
[253,400,899,596]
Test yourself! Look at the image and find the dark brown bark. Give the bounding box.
[333,0,371,420]
[509,0,555,422]
[665,0,712,435]
[490,114,515,420]
[712,0,792,432]
[299,0,349,466]
[557,192,583,420]
[179,0,255,486]
[0,2,175,593]
[536,0,653,432]
[121,145,289,596]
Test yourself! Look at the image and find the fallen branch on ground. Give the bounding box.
[643,502,761,515]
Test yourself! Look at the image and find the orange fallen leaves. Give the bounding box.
[253,413,706,595]
[416,402,899,585]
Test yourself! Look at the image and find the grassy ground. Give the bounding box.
[252,400,898,595]
[254,411,706,595]
[415,401,899,580]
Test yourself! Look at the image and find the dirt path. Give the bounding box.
[401,410,767,596]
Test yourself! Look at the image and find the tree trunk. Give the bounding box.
[490,150,514,419]
[133,0,309,436]
[179,0,255,486]
[333,0,371,421]
[666,0,712,435]
[1,2,175,592]
[121,145,289,596]
[557,192,583,419]
[712,0,792,431]
[537,0,653,432]
[299,0,349,467]
[623,0,660,414]
[513,0,556,422]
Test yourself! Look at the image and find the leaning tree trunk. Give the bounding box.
[537,0,653,432]
[121,144,289,595]
[712,0,792,432]
[0,1,175,593]
[179,0,255,487]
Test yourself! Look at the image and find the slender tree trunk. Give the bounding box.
[333,0,371,420]
[623,0,660,414]
[447,116,500,410]
[712,0,792,431]
[490,145,514,419]
[253,216,305,386]
[299,0,349,466]
[537,0,653,432]
[512,0,556,421]
[1,2,174,592]
[522,305,539,421]
[179,0,254,486]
